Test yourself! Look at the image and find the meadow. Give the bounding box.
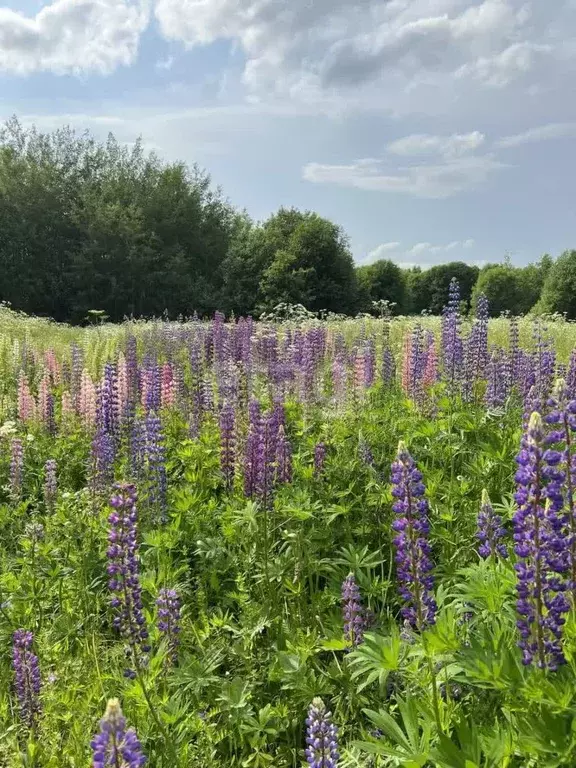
[1,286,576,767]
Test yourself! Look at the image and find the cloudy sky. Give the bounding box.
[2,0,576,266]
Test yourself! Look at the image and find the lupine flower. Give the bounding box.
[358,437,374,468]
[441,277,464,396]
[161,362,175,408]
[79,370,97,428]
[10,438,24,500]
[90,698,146,768]
[219,401,236,490]
[43,459,57,509]
[107,484,150,676]
[244,399,262,498]
[382,346,396,385]
[157,588,181,664]
[314,441,327,478]
[90,428,116,496]
[513,412,570,669]
[17,373,36,423]
[12,629,41,729]
[341,573,366,647]
[276,424,292,485]
[305,698,339,768]
[477,489,508,559]
[390,441,436,630]
[143,413,168,522]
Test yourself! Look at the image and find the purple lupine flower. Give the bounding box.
[533,320,556,402]
[107,484,150,676]
[244,399,262,498]
[408,324,425,406]
[126,335,139,403]
[255,412,277,509]
[12,629,41,729]
[509,317,521,383]
[341,573,366,647]
[91,698,146,768]
[97,363,120,439]
[382,347,396,385]
[143,413,168,523]
[358,437,374,468]
[463,294,489,401]
[130,417,147,480]
[567,350,576,399]
[90,428,116,496]
[544,378,576,602]
[314,442,327,478]
[10,438,24,500]
[43,459,57,509]
[157,588,181,664]
[513,411,570,669]
[219,401,236,491]
[70,343,85,410]
[305,698,339,768]
[390,441,436,631]
[485,349,509,408]
[276,424,292,485]
[441,277,464,396]
[477,489,508,559]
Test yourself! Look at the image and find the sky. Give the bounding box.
[1,0,576,267]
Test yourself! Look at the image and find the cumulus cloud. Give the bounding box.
[154,0,575,104]
[495,122,576,148]
[0,0,148,75]
[387,131,486,158]
[365,238,477,266]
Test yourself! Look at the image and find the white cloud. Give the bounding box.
[495,121,576,148]
[0,0,148,75]
[153,0,574,106]
[364,238,478,266]
[366,242,401,260]
[155,55,174,71]
[387,132,486,158]
[303,153,506,198]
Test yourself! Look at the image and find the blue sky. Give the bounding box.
[2,0,576,267]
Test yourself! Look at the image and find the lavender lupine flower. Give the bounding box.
[533,320,556,402]
[567,350,576,399]
[441,277,464,396]
[408,324,426,406]
[341,573,366,647]
[544,378,576,602]
[219,402,236,490]
[314,442,327,478]
[244,399,262,498]
[509,317,521,383]
[276,424,292,485]
[485,349,509,408]
[513,412,570,670]
[255,412,277,509]
[305,698,339,768]
[382,347,396,385]
[130,418,146,480]
[98,363,120,439]
[463,294,489,401]
[12,629,41,729]
[358,437,375,468]
[390,441,436,630]
[91,698,146,768]
[90,428,116,496]
[10,438,24,500]
[107,484,150,676]
[43,459,57,509]
[144,413,167,523]
[157,588,181,664]
[477,489,508,559]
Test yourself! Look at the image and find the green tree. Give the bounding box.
[355,260,406,313]
[471,265,525,316]
[406,262,479,314]
[538,250,576,318]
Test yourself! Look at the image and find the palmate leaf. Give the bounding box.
[347,629,403,692]
[356,697,432,767]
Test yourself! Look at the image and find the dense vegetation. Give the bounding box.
[3,287,576,766]
[0,117,573,323]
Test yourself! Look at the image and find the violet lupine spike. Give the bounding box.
[305,698,339,768]
[382,346,396,385]
[477,489,508,559]
[219,401,236,491]
[10,437,24,500]
[513,412,570,670]
[314,441,327,478]
[276,424,292,485]
[12,629,41,729]
[143,413,168,523]
[91,698,146,768]
[341,573,366,647]
[255,412,277,509]
[390,441,436,631]
[157,588,181,665]
[441,277,464,396]
[244,399,262,498]
[43,459,57,509]
[358,437,374,468]
[544,378,576,602]
[408,324,425,405]
[107,483,150,677]
[90,428,116,496]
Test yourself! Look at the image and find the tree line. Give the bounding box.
[1,117,575,323]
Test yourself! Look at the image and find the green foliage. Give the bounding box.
[538,249,576,319]
[407,263,479,315]
[356,260,407,314]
